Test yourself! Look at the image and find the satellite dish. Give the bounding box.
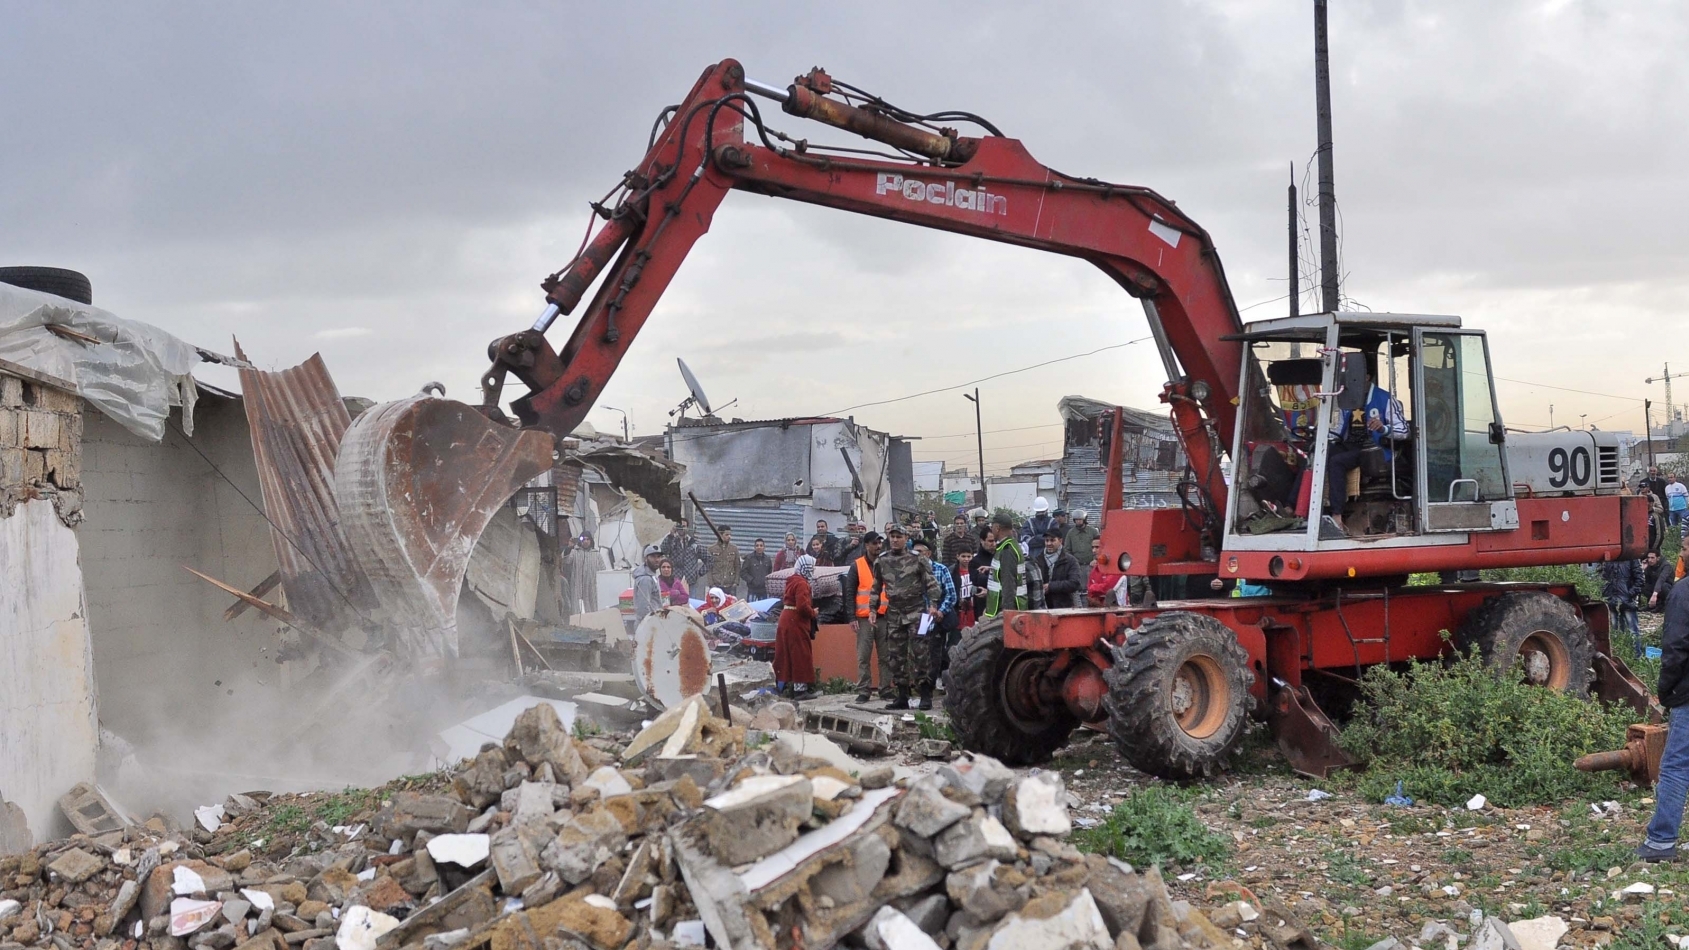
[677,358,712,416]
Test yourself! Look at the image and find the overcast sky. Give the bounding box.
[5,1,1686,475]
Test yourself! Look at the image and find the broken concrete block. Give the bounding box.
[511,781,556,824]
[1469,918,1522,950]
[935,813,1019,870]
[946,860,1028,923]
[506,703,590,784]
[1510,916,1569,950]
[387,793,474,841]
[749,702,798,732]
[489,825,543,895]
[985,889,1112,950]
[542,809,628,884]
[1003,773,1071,839]
[336,905,400,950]
[540,898,632,950]
[1080,855,1151,939]
[649,755,726,788]
[425,833,490,868]
[104,879,141,935]
[0,797,31,855]
[450,747,509,810]
[623,698,710,765]
[610,839,657,905]
[899,893,951,935]
[860,765,895,790]
[917,739,953,759]
[48,846,105,883]
[582,766,633,799]
[698,774,814,866]
[669,833,758,950]
[0,898,21,922]
[894,776,970,839]
[219,899,251,925]
[58,782,129,835]
[811,831,892,905]
[862,906,943,950]
[939,755,1016,806]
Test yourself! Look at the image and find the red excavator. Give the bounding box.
[470,59,1652,779]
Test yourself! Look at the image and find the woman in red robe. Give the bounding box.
[774,555,818,699]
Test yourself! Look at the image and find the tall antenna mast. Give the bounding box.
[1314,0,1341,313]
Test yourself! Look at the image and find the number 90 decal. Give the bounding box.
[1547,446,1591,488]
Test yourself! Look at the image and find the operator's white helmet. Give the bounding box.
[1032,497,1050,513]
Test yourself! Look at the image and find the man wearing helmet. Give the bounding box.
[1020,496,1054,547]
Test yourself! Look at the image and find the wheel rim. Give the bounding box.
[1517,630,1571,689]
[1170,653,1230,740]
[999,651,1060,733]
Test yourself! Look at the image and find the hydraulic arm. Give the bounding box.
[480,59,1245,536]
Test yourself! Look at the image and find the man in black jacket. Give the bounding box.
[1027,528,1085,609]
[1640,576,1689,861]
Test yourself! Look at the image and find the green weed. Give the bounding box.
[819,677,856,695]
[1339,650,1633,807]
[912,712,958,743]
[1071,786,1230,871]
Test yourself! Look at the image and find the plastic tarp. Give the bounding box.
[0,283,199,441]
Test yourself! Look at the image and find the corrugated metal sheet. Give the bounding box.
[700,503,808,546]
[237,351,379,630]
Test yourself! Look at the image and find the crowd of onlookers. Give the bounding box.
[1599,465,1687,652]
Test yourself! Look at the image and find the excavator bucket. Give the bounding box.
[336,395,555,659]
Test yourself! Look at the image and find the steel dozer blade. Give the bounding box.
[335,394,554,659]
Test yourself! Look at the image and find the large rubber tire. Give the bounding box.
[945,619,1078,766]
[1455,590,1594,696]
[1103,612,1254,781]
[0,266,92,304]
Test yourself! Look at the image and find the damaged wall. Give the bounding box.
[78,391,280,746]
[0,370,97,845]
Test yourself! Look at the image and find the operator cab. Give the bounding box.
[1222,312,1515,553]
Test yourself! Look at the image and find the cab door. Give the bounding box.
[1413,329,1519,532]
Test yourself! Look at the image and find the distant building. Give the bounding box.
[1056,397,1184,511]
[665,416,913,542]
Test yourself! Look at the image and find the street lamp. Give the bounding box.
[602,406,630,442]
[962,389,985,506]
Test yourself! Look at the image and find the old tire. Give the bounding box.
[945,619,1077,766]
[1104,612,1254,780]
[1455,591,1593,696]
[0,266,92,304]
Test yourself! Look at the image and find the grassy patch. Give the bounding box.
[1071,785,1230,871]
[819,677,856,695]
[1478,563,1601,599]
[912,712,958,743]
[572,718,603,740]
[1339,650,1634,808]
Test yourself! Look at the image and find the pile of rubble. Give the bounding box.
[0,699,1255,950]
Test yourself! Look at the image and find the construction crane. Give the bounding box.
[465,59,1650,779]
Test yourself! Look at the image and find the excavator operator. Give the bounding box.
[1325,356,1410,535]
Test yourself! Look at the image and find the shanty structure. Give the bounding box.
[665,416,912,541]
[1057,396,1184,512]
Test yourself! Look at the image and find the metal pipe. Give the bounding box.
[532,303,561,333]
[1140,299,1182,385]
[783,85,975,163]
[743,78,791,103]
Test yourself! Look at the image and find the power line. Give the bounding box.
[818,336,1154,415]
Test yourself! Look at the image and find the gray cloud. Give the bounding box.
[4,1,1686,472]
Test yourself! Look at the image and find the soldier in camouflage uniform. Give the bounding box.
[870,524,943,710]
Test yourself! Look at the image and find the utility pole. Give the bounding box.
[963,388,985,506]
[1314,0,1341,313]
[1646,400,1655,467]
[602,405,631,442]
[1549,404,1555,430]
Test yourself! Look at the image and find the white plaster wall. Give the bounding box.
[0,498,98,842]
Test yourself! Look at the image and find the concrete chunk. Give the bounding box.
[894,776,970,839]
[699,774,813,866]
[935,813,1018,869]
[939,755,1016,805]
[811,831,891,905]
[488,825,543,894]
[505,703,590,784]
[48,846,104,883]
[542,809,628,884]
[862,906,943,950]
[511,781,556,824]
[1003,773,1071,839]
[985,889,1112,950]
[386,793,474,841]
[623,697,709,765]
[58,782,129,836]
